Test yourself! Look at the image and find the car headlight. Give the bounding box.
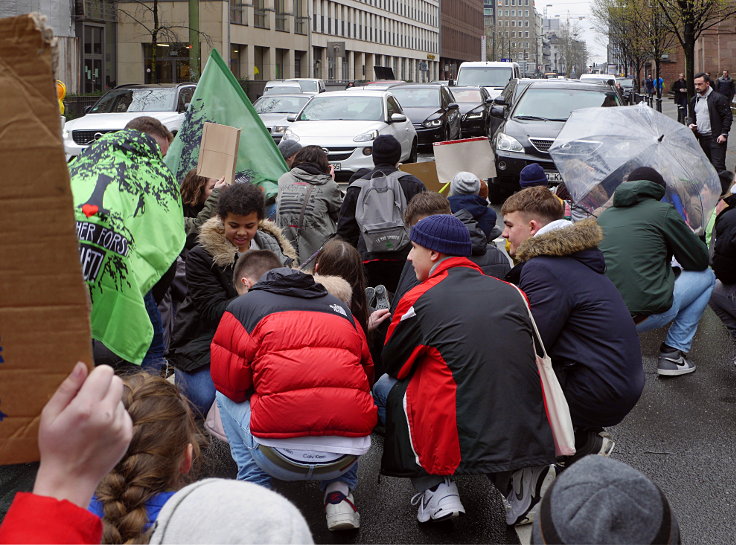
[272,125,289,134]
[353,129,379,142]
[62,128,70,140]
[495,132,524,153]
[422,118,443,128]
[465,107,484,119]
[283,130,299,142]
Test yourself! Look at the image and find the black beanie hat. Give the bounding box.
[532,456,681,545]
[628,166,667,188]
[372,135,402,166]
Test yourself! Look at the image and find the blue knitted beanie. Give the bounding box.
[410,214,471,256]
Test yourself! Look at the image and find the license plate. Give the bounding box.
[545,171,563,184]
[330,162,341,171]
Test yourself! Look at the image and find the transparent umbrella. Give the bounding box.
[548,103,721,234]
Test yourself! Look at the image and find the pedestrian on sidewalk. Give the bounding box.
[375,214,555,527]
[688,72,732,173]
[597,167,715,377]
[672,73,688,124]
[716,70,735,103]
[211,252,376,532]
[645,75,655,100]
[502,187,644,465]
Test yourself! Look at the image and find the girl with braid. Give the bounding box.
[89,373,202,544]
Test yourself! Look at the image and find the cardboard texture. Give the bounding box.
[433,137,497,183]
[197,122,241,185]
[0,14,92,464]
[399,161,444,193]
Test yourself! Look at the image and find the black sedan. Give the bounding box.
[489,79,623,203]
[450,86,494,137]
[390,84,462,145]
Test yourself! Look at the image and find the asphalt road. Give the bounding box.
[2,99,735,544]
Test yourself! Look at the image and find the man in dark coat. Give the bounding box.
[374,214,555,527]
[716,70,735,102]
[689,72,733,172]
[672,73,688,123]
[709,182,736,360]
[598,167,714,377]
[336,135,425,292]
[502,187,644,464]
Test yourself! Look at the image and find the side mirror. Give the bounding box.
[485,97,494,104]
[448,102,459,110]
[448,79,456,87]
[83,105,92,114]
[490,105,506,118]
[390,113,407,123]
[286,114,297,122]
[493,97,507,106]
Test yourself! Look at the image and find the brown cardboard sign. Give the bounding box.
[0,14,92,464]
[197,122,241,185]
[399,161,444,193]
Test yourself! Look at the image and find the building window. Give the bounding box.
[254,0,268,29]
[230,0,248,25]
[82,24,105,93]
[295,0,308,34]
[275,0,287,31]
[143,43,191,84]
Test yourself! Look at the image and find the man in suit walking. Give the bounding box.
[689,72,733,172]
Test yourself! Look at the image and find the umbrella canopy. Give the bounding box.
[549,103,721,234]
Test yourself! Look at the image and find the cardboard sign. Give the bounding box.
[197,122,241,185]
[399,160,443,193]
[0,14,92,464]
[433,137,497,183]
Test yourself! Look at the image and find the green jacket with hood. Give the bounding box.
[597,180,709,315]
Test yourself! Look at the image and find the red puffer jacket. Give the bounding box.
[211,268,377,438]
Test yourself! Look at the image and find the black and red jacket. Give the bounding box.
[211,268,377,439]
[381,257,555,477]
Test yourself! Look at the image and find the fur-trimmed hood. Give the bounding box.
[198,217,298,267]
[516,218,603,264]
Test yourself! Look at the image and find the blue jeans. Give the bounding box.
[372,373,398,426]
[636,269,716,352]
[216,393,359,491]
[141,291,166,374]
[175,366,215,418]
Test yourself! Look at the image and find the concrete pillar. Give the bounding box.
[284,49,294,78]
[246,44,255,80]
[263,46,273,80]
[347,50,355,80]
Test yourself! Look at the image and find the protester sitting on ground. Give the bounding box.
[531,456,681,545]
[374,214,555,526]
[277,145,342,264]
[598,167,714,377]
[148,478,313,544]
[278,139,303,169]
[392,192,511,307]
[709,179,736,363]
[211,255,377,532]
[447,171,498,239]
[501,187,644,465]
[167,183,296,417]
[337,135,426,292]
[0,364,132,544]
[90,373,202,544]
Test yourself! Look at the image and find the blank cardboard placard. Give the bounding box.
[197,122,241,185]
[399,161,443,193]
[433,137,496,183]
[0,14,92,464]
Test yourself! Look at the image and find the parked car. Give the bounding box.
[488,78,535,138]
[62,83,195,161]
[453,61,521,99]
[489,79,623,203]
[253,94,312,143]
[389,84,461,145]
[263,82,303,96]
[450,86,493,138]
[282,90,418,177]
[264,78,325,95]
[616,77,635,104]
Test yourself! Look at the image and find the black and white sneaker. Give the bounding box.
[504,465,551,526]
[657,347,696,376]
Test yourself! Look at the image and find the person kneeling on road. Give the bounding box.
[210,250,377,532]
[374,214,556,527]
[502,187,644,464]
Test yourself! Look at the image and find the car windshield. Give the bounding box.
[90,88,177,113]
[265,86,302,95]
[513,88,620,121]
[254,96,310,114]
[457,67,513,87]
[291,80,318,92]
[297,96,384,121]
[617,78,634,87]
[390,88,440,108]
[452,89,482,102]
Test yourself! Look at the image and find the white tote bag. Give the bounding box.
[514,287,576,457]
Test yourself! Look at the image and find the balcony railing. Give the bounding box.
[254,8,269,29]
[295,16,309,35]
[275,13,288,31]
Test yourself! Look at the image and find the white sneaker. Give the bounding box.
[411,477,466,523]
[505,465,552,526]
[324,491,360,531]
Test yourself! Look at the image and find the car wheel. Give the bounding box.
[408,138,418,163]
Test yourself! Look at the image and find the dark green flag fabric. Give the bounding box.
[70,129,185,364]
[165,49,287,200]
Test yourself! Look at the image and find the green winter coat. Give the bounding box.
[597,180,709,315]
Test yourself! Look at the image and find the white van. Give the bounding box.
[579,73,616,84]
[454,61,521,99]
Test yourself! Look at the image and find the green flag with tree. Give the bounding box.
[165,49,287,200]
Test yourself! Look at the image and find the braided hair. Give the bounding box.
[95,373,203,544]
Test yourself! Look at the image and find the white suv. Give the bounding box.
[62,83,196,160]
